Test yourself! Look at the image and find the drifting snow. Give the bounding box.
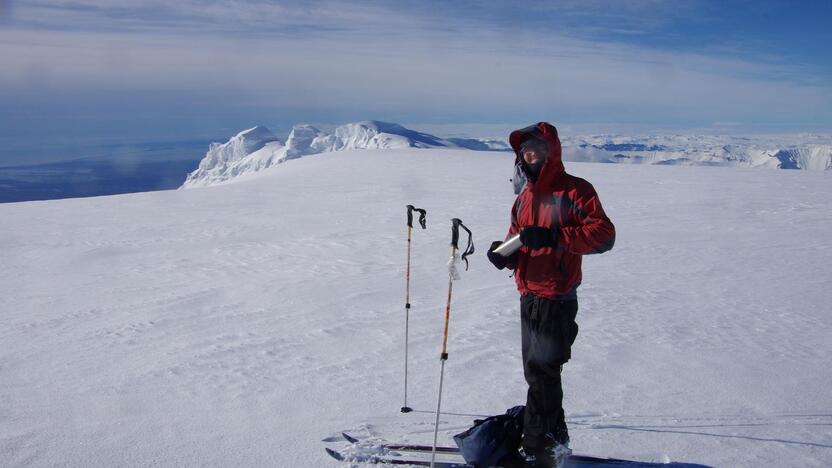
[2,148,831,467]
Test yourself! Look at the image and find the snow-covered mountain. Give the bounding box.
[562,134,832,171]
[183,123,832,189]
[183,126,286,188]
[181,121,512,188]
[770,145,832,171]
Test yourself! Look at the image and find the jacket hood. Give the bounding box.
[509,122,564,189]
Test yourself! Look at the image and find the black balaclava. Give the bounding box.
[519,138,549,182]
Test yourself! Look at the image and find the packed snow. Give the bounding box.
[2,148,831,467]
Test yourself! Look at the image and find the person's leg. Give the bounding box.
[521,296,578,454]
[556,299,578,443]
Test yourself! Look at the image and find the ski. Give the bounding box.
[342,432,461,454]
[325,447,470,467]
[339,433,639,466]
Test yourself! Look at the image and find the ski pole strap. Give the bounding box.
[450,218,475,270]
[406,205,427,229]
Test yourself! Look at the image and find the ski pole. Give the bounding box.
[431,218,474,468]
[402,205,427,413]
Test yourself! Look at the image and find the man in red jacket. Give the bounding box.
[487,122,615,466]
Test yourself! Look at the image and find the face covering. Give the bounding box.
[520,140,548,181]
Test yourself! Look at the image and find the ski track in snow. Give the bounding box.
[1,149,831,467]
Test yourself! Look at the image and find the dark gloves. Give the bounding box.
[487,240,513,270]
[520,226,558,250]
[488,227,557,270]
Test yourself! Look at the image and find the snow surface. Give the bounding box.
[2,148,831,467]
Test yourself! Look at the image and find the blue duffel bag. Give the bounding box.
[453,405,524,467]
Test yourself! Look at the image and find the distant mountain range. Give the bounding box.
[182,121,831,188]
[563,134,832,170]
[1,122,829,203]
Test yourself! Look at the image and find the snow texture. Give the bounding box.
[2,148,831,467]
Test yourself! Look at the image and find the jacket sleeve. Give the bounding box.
[560,184,615,255]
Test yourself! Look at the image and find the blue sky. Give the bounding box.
[0,0,830,164]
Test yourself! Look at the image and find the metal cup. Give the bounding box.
[492,234,521,257]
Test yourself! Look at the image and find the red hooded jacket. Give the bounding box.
[506,122,615,299]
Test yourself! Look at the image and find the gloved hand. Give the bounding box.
[520,226,558,250]
[487,240,511,270]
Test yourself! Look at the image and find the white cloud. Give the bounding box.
[1,0,829,126]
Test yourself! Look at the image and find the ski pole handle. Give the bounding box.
[451,218,461,249]
[450,218,475,270]
[407,205,427,229]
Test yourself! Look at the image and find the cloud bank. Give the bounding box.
[1,0,830,132]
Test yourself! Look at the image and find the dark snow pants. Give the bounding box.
[520,294,579,453]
